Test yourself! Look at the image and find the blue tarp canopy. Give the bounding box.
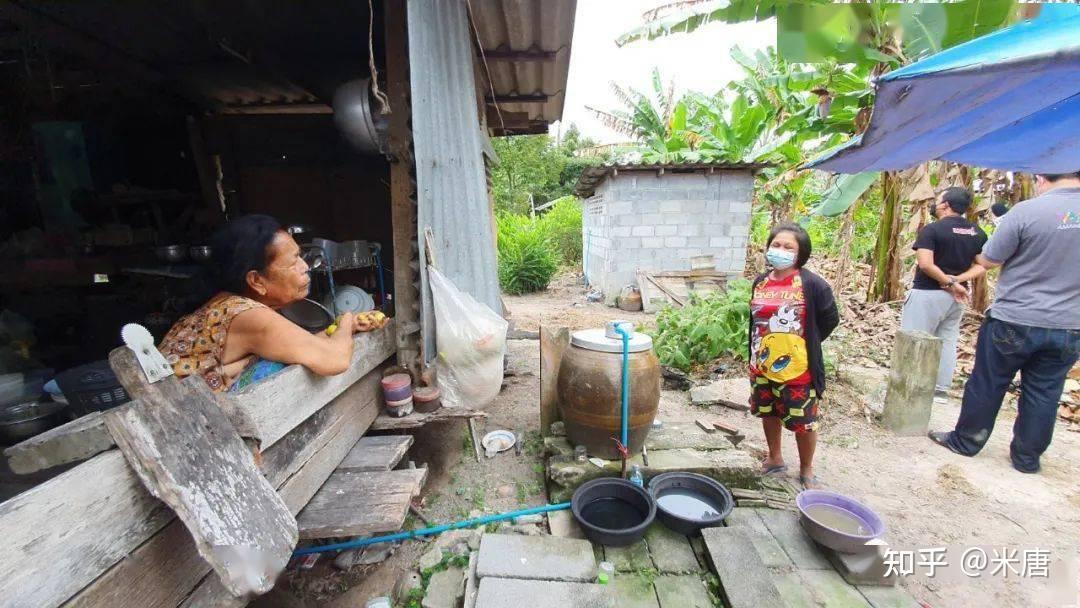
[808,6,1080,174]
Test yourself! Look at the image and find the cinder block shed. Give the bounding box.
[574,163,760,304]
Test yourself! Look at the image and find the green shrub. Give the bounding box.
[537,196,583,264]
[650,279,752,371]
[497,213,558,294]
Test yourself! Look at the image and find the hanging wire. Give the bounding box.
[464,0,506,133]
[368,0,391,114]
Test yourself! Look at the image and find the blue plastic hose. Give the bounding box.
[292,502,572,556]
[613,323,632,449]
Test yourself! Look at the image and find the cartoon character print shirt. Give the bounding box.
[750,272,811,385]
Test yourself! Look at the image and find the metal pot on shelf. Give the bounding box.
[0,400,69,445]
[189,245,212,263]
[155,244,187,263]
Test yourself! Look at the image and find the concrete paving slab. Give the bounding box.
[772,571,818,608]
[604,540,653,572]
[756,508,832,570]
[645,423,733,451]
[799,569,873,608]
[464,553,479,608]
[700,527,785,608]
[724,508,794,568]
[824,544,898,587]
[611,576,660,608]
[547,509,585,539]
[474,578,615,608]
[653,575,714,608]
[477,534,597,582]
[688,535,709,568]
[858,585,923,608]
[644,524,701,573]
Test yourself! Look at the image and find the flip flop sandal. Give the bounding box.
[760,463,788,476]
[799,475,823,490]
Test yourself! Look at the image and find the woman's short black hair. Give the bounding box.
[209,214,283,293]
[766,222,812,269]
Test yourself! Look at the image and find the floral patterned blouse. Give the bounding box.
[158,293,265,392]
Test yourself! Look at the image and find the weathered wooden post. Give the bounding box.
[540,326,570,437]
[881,329,942,436]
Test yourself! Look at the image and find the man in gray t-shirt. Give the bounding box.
[929,172,1080,473]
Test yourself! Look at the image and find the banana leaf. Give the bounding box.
[813,172,878,216]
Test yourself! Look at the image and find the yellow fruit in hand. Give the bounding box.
[325,324,339,336]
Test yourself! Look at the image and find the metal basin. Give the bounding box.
[0,400,69,445]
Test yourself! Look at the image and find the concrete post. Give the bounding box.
[881,329,942,436]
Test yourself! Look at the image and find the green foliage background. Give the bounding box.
[651,280,753,371]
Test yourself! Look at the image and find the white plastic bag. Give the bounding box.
[428,268,508,408]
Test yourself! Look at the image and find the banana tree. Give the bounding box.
[619,0,1025,302]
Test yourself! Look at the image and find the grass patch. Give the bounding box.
[471,487,486,510]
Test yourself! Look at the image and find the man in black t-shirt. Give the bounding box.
[899,187,988,399]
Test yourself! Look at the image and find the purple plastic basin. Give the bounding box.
[795,490,886,554]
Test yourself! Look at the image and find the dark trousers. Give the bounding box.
[947,314,1079,472]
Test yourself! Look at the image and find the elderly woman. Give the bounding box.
[159,215,361,392]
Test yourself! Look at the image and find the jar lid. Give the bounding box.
[381,373,411,390]
[570,328,653,353]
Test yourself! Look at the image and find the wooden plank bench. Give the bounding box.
[0,324,415,608]
[297,434,425,539]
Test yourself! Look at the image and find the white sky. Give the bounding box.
[554,0,777,144]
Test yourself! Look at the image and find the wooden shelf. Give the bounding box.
[370,407,487,431]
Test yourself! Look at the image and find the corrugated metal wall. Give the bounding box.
[408,0,503,362]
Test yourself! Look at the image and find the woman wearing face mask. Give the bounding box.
[749,223,839,489]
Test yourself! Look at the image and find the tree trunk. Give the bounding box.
[868,171,903,303]
[831,196,862,295]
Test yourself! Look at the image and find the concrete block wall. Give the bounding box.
[582,170,753,304]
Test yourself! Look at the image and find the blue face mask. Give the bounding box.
[766,248,797,270]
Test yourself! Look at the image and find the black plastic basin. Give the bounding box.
[648,472,733,536]
[571,478,656,547]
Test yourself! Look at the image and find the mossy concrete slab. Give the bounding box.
[653,575,714,608]
[604,540,653,572]
[611,576,660,608]
[644,524,701,573]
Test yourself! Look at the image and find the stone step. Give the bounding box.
[474,578,614,608]
[700,527,785,608]
[476,534,597,582]
[546,448,756,502]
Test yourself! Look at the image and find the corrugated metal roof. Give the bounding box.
[409,0,504,362]
[470,0,577,134]
[574,162,767,197]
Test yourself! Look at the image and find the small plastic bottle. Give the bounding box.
[598,561,615,584]
[629,465,644,487]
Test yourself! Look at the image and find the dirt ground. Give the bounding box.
[503,271,652,333]
[266,274,1080,608]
